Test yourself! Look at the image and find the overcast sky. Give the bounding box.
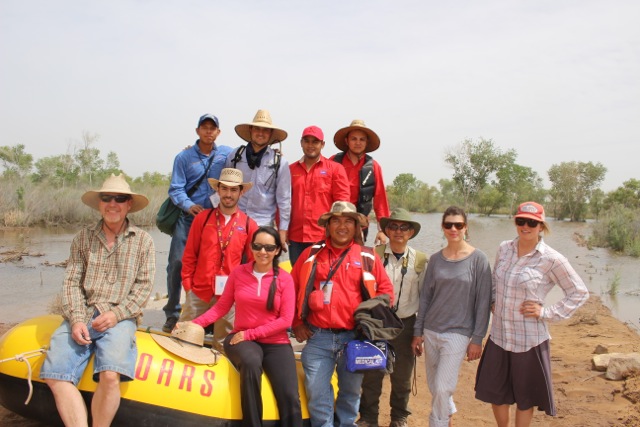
[1,1,638,191]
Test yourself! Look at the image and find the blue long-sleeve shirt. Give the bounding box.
[169,141,233,212]
[225,145,291,229]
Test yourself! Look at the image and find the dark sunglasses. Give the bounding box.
[251,243,278,252]
[443,222,465,230]
[387,223,412,232]
[99,194,131,203]
[515,218,541,227]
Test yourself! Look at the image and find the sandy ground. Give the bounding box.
[1,295,639,426]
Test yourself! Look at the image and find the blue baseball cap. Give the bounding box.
[197,114,219,128]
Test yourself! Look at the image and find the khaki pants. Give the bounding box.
[178,290,235,344]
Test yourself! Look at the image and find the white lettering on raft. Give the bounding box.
[135,353,216,397]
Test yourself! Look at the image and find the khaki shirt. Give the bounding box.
[381,245,426,319]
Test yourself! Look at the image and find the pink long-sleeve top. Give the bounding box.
[192,263,295,344]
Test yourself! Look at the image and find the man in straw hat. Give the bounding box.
[291,201,394,427]
[40,173,156,427]
[179,168,259,342]
[164,113,233,333]
[288,125,350,266]
[357,208,428,427]
[226,109,291,252]
[331,119,390,246]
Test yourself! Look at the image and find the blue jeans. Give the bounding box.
[301,327,363,427]
[163,213,194,319]
[40,315,137,385]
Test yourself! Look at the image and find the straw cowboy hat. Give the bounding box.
[235,109,288,144]
[379,208,421,239]
[208,168,253,194]
[81,173,149,213]
[333,119,381,153]
[151,321,219,365]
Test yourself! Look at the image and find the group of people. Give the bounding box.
[38,109,590,427]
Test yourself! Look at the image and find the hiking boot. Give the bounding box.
[356,420,378,427]
[389,419,408,427]
[162,316,178,333]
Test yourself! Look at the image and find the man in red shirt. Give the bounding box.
[179,168,259,342]
[291,201,394,427]
[288,125,350,266]
[331,120,390,245]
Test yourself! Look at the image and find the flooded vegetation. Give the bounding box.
[1,214,639,332]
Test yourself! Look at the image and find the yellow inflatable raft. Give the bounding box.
[0,314,311,426]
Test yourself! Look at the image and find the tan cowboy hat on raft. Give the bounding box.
[235,109,288,144]
[81,173,149,213]
[151,321,219,365]
[208,168,253,194]
[333,119,380,153]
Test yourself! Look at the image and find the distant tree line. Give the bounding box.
[1,133,638,256]
[385,137,638,256]
[0,132,169,227]
[0,132,170,188]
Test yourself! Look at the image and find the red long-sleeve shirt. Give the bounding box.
[330,153,390,224]
[288,156,350,243]
[291,240,394,330]
[181,208,258,302]
[192,263,295,344]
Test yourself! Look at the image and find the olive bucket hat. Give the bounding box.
[379,208,421,239]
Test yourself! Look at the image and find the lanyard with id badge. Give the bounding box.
[320,248,350,305]
[214,211,238,296]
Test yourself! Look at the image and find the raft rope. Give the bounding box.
[0,348,48,405]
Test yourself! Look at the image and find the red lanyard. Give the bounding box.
[216,210,238,265]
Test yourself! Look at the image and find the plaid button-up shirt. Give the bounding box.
[490,238,588,353]
[61,220,156,325]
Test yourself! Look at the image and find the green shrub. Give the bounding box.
[590,205,640,257]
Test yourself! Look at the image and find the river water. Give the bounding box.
[1,214,638,332]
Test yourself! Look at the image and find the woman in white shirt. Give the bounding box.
[474,201,589,427]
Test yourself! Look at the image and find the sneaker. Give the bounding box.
[389,419,408,427]
[162,316,178,333]
[356,420,378,427]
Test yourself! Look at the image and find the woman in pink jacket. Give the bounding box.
[190,226,302,427]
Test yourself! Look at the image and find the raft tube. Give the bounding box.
[0,315,312,426]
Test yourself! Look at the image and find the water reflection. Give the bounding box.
[1,215,638,332]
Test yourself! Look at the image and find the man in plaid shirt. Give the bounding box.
[40,174,156,427]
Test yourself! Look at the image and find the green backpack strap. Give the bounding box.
[414,250,428,274]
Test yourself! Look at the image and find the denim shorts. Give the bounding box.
[40,315,137,385]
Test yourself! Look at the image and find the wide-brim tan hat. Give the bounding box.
[318,201,369,228]
[379,208,421,239]
[235,109,288,144]
[151,321,219,365]
[81,173,149,213]
[208,168,253,194]
[333,120,380,153]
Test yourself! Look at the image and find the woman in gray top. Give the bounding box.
[411,206,492,427]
